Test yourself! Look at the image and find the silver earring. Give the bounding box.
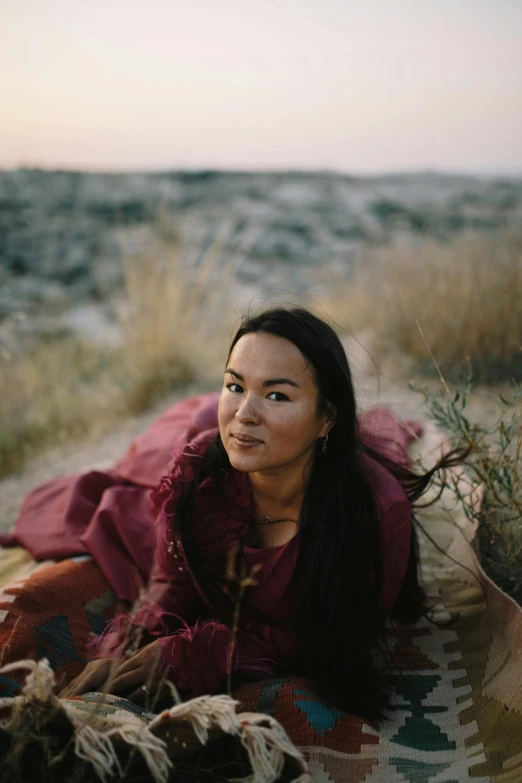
[322,433,329,453]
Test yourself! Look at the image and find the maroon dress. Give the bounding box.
[94,426,416,698]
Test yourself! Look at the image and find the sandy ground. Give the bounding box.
[0,333,508,535]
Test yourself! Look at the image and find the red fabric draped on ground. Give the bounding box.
[0,393,221,603]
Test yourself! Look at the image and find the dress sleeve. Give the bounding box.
[155,620,296,698]
[92,536,206,658]
[94,554,293,698]
[92,429,216,659]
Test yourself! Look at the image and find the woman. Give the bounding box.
[63,307,456,720]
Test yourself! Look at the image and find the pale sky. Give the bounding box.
[2,0,521,174]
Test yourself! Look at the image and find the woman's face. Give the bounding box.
[218,332,331,477]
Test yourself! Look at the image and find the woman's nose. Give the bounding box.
[235,394,261,424]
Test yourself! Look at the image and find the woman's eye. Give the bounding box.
[227,382,243,393]
[267,391,289,402]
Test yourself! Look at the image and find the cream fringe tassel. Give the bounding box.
[0,658,310,783]
[149,693,241,743]
[232,712,312,783]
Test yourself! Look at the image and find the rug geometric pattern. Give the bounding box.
[0,554,117,696]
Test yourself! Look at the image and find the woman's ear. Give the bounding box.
[321,403,337,437]
[327,402,337,426]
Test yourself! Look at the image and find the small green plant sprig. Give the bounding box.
[410,373,522,603]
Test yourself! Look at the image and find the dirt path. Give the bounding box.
[0,334,509,535]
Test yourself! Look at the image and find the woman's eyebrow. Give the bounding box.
[262,377,300,389]
[225,368,299,388]
[224,367,243,380]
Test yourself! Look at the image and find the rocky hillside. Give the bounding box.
[1,168,522,340]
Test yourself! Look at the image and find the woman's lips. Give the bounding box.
[232,434,264,449]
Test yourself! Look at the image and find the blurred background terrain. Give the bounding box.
[2,168,521,477]
[2,168,522,330]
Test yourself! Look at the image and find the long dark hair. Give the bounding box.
[173,307,465,720]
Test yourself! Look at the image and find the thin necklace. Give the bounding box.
[254,494,303,524]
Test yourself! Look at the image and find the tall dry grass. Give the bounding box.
[0,226,237,477]
[0,337,120,476]
[117,228,237,413]
[319,232,522,380]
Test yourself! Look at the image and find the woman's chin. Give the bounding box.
[228,451,263,473]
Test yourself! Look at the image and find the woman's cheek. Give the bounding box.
[218,395,235,425]
[269,413,300,443]
[278,408,319,447]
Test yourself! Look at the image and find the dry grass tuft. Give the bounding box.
[117,231,235,413]
[319,232,522,381]
[0,338,121,476]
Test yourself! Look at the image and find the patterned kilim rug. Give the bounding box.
[1,447,521,781]
[0,554,118,698]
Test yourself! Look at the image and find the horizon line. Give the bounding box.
[1,164,522,181]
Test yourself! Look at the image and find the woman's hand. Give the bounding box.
[60,642,171,704]
[106,640,168,704]
[60,657,120,698]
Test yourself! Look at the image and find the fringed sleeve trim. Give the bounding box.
[157,620,275,698]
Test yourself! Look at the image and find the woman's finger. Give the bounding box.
[62,676,91,698]
[60,679,79,698]
[108,641,161,682]
[109,666,146,694]
[62,659,119,697]
[126,685,149,705]
[109,657,138,678]
[126,674,168,706]
[62,670,100,698]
